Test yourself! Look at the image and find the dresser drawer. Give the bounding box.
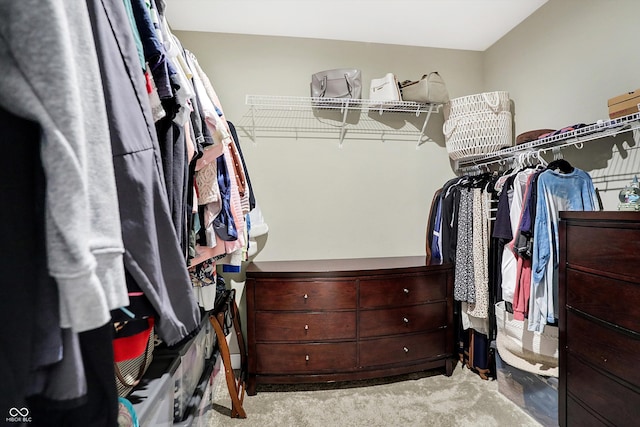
[359,330,447,367]
[567,354,640,425]
[254,311,356,342]
[359,302,447,338]
[359,273,447,309]
[256,343,357,373]
[566,225,640,280]
[566,396,608,427]
[566,269,640,334]
[253,280,356,311]
[566,311,640,387]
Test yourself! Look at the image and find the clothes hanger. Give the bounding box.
[536,149,548,168]
[546,158,574,173]
[470,171,493,187]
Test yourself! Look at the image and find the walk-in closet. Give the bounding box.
[1,1,639,426]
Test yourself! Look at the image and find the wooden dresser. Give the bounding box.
[244,256,455,395]
[558,211,640,426]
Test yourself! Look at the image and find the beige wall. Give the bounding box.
[175,0,640,261]
[176,32,483,261]
[485,0,640,209]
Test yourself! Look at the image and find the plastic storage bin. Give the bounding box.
[202,314,217,360]
[495,347,558,427]
[174,355,221,427]
[155,318,209,422]
[129,355,179,427]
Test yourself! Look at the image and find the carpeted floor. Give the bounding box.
[205,364,544,427]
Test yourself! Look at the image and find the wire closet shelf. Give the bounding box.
[456,111,640,174]
[239,95,442,146]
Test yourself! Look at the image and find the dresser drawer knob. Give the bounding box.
[303,293,308,300]
[403,317,409,324]
[403,288,409,294]
[304,324,309,331]
[403,347,409,353]
[305,354,310,361]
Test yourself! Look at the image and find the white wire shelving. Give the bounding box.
[237,95,443,147]
[456,111,640,174]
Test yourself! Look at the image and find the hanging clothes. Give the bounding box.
[229,121,256,212]
[439,177,465,263]
[86,0,201,345]
[510,171,542,322]
[0,0,129,335]
[1,0,261,420]
[0,1,131,421]
[529,167,598,332]
[426,188,443,259]
[467,188,491,319]
[429,173,500,380]
[500,168,538,309]
[129,0,174,99]
[488,159,598,376]
[0,106,56,419]
[491,173,517,312]
[454,188,476,303]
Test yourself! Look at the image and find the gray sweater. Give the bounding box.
[0,0,128,332]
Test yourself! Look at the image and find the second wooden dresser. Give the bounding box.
[558,211,640,426]
[245,256,454,395]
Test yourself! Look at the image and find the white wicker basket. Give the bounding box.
[445,91,510,120]
[443,110,513,160]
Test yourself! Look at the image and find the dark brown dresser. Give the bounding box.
[558,211,640,426]
[244,256,455,395]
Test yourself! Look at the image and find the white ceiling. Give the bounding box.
[164,0,547,51]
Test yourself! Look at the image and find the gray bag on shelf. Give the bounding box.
[310,68,362,99]
[400,72,449,104]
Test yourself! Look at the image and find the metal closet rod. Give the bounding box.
[459,144,572,175]
[456,112,640,175]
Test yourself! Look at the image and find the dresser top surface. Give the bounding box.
[560,210,640,221]
[246,256,450,277]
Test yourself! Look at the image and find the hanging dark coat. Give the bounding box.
[86,0,200,345]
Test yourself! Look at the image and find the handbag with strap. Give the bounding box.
[310,68,362,99]
[399,72,449,104]
[113,317,155,397]
[369,73,401,103]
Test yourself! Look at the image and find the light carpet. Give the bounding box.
[205,365,543,427]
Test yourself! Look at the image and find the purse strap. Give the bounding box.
[343,73,353,97]
[114,327,154,389]
[320,76,328,97]
[319,74,354,98]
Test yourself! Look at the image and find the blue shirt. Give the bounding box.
[529,167,597,332]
